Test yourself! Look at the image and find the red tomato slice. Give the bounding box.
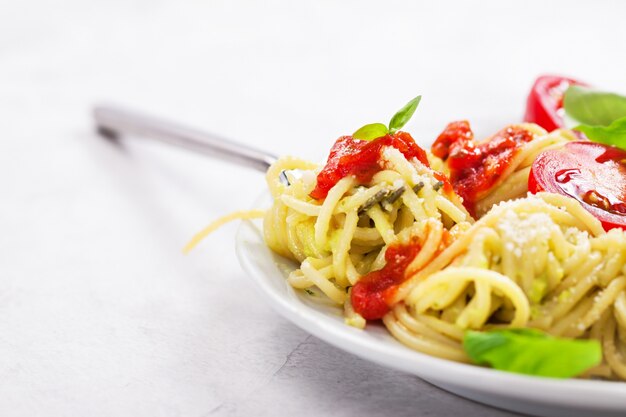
[529,141,626,231]
[524,75,587,131]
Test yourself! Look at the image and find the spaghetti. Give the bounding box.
[187,122,626,380]
[384,193,626,379]
[263,136,472,314]
[259,129,626,380]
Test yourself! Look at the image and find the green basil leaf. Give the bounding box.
[388,95,422,133]
[564,85,626,126]
[353,123,389,141]
[463,329,601,378]
[575,116,626,150]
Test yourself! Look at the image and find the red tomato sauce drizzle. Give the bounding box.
[351,237,421,320]
[431,121,534,216]
[310,132,430,200]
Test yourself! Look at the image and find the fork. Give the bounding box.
[93,104,280,175]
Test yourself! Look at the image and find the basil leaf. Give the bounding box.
[353,123,389,141]
[575,116,626,150]
[564,85,626,126]
[389,95,422,133]
[463,329,601,378]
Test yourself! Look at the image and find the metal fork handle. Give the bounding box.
[93,104,278,173]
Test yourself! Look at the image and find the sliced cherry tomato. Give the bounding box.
[529,141,626,231]
[524,75,587,131]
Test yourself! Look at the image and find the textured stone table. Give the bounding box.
[1,1,624,415]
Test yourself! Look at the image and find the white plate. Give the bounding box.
[235,194,626,417]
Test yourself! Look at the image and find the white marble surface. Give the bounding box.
[1,1,625,416]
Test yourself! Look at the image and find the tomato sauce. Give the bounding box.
[432,121,534,216]
[310,132,430,200]
[351,237,421,320]
[433,171,454,195]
